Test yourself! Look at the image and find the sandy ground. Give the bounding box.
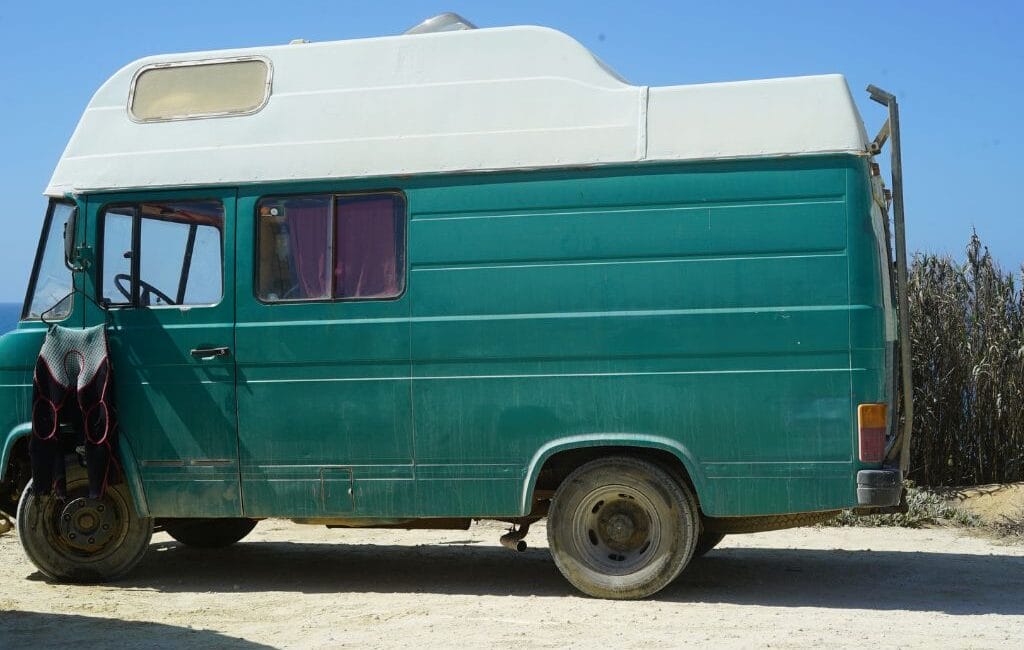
[2,519,1023,649]
[953,482,1024,526]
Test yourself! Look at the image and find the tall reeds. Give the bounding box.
[907,233,1024,486]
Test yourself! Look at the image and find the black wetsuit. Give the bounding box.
[30,324,118,498]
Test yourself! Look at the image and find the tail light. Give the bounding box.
[858,403,887,463]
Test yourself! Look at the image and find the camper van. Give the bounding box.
[0,14,910,599]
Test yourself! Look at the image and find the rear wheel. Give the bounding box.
[547,456,698,599]
[163,518,258,548]
[692,530,726,557]
[16,464,152,582]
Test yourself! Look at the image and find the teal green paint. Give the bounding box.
[0,155,891,520]
[234,185,413,517]
[0,423,31,484]
[0,335,151,517]
[82,189,242,518]
[519,435,707,514]
[0,203,77,484]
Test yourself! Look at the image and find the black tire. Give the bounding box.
[547,456,698,599]
[163,518,258,548]
[16,464,153,582]
[692,530,726,557]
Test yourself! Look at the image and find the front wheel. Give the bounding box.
[547,456,699,599]
[162,518,258,548]
[16,464,152,582]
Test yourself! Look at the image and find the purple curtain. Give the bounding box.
[286,203,330,299]
[335,198,401,299]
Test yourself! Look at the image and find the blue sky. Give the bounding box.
[0,0,1020,302]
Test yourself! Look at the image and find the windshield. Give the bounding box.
[24,201,75,320]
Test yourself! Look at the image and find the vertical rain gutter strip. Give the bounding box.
[637,86,650,161]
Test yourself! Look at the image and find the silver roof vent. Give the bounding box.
[404,12,477,35]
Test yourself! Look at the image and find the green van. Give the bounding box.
[0,16,911,599]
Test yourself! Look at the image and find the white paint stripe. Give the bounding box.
[411,251,847,272]
[410,198,843,222]
[234,304,869,329]
[244,367,856,385]
[137,380,221,386]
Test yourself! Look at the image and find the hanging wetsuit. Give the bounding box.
[30,324,118,499]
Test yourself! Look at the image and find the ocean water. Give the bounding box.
[0,303,20,335]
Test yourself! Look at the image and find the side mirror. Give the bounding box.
[63,207,79,270]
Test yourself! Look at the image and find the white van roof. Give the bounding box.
[45,24,869,196]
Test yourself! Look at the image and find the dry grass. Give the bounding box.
[827,484,981,529]
[990,507,1024,539]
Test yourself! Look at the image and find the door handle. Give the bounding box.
[190,346,231,360]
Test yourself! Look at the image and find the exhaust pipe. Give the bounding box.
[499,523,530,552]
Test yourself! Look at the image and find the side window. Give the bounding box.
[334,195,405,299]
[100,200,224,307]
[100,208,134,306]
[130,58,271,122]
[257,192,405,302]
[257,196,331,301]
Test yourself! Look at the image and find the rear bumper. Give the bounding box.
[857,469,902,507]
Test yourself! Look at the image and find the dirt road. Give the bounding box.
[2,520,1023,648]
